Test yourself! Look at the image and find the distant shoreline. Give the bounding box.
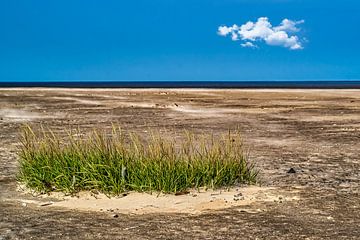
[0,81,360,89]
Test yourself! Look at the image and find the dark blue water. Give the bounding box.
[0,81,359,88]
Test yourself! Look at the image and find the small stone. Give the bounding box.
[234,193,243,198]
[112,214,119,218]
[233,196,245,201]
[21,202,27,207]
[287,168,296,174]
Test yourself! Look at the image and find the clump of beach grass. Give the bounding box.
[17,125,257,195]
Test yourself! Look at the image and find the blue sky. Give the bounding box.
[0,0,359,81]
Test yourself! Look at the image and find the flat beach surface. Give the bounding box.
[1,88,359,239]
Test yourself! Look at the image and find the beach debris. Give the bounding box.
[233,192,244,201]
[287,168,296,174]
[121,166,128,180]
[175,190,190,196]
[112,214,119,218]
[234,193,243,197]
[210,192,221,196]
[21,202,27,207]
[39,202,53,207]
[238,209,262,214]
[273,196,284,203]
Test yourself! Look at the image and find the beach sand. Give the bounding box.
[0,88,359,239]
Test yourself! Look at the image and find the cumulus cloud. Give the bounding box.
[218,26,233,36]
[218,17,305,50]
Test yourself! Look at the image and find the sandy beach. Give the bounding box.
[1,88,359,239]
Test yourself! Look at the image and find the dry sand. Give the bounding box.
[14,186,299,215]
[0,88,359,239]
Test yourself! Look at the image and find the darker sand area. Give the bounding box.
[0,88,359,239]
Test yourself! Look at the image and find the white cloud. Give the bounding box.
[239,17,273,41]
[274,19,304,32]
[231,32,239,41]
[265,31,302,50]
[218,26,233,36]
[241,41,257,48]
[218,17,305,50]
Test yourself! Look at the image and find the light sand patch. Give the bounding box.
[53,95,143,109]
[91,94,127,100]
[15,186,300,215]
[169,106,230,117]
[0,109,44,122]
[61,92,128,101]
[169,105,290,118]
[251,137,301,147]
[299,115,360,122]
[51,96,101,105]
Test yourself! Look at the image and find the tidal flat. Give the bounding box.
[1,88,360,239]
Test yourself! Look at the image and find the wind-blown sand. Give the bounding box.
[15,186,299,215]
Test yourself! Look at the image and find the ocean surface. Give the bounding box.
[0,81,359,88]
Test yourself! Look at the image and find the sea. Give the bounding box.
[0,80,359,88]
